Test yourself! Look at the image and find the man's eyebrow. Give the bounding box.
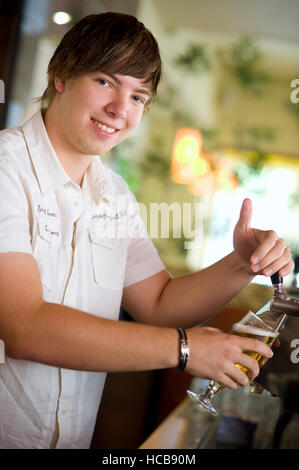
[102,72,152,98]
[135,87,152,98]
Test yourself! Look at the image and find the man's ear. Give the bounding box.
[54,76,65,93]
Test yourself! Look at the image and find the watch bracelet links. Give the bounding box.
[176,328,189,372]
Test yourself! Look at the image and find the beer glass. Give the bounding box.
[187,311,278,416]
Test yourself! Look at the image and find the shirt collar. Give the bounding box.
[83,156,111,204]
[22,109,111,203]
[22,110,70,195]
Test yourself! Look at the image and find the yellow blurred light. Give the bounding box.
[175,136,200,163]
[52,11,72,25]
[171,128,205,184]
[193,156,209,176]
[171,127,239,195]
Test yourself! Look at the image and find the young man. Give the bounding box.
[0,13,293,449]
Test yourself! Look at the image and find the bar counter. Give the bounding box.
[139,385,299,449]
[140,282,299,450]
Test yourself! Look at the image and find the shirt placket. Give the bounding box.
[54,189,85,448]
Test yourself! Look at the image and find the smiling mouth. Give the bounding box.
[91,117,118,134]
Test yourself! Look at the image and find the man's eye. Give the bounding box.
[132,95,145,104]
[97,78,109,87]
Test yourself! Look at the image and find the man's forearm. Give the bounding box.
[154,251,254,328]
[16,301,178,372]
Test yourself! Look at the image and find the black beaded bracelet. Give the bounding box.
[177,328,189,372]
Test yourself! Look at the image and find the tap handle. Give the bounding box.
[271,272,283,285]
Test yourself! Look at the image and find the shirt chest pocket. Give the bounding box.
[88,229,127,291]
[33,218,61,292]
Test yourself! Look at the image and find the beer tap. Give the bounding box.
[270,272,299,318]
[289,255,299,295]
[249,272,299,395]
[269,274,299,449]
[252,273,299,345]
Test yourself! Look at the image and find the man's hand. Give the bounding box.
[259,337,280,369]
[186,326,274,389]
[233,198,294,277]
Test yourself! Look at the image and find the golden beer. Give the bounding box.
[232,323,278,375]
[207,324,278,396]
[187,310,279,416]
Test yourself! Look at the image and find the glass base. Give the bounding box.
[187,389,219,416]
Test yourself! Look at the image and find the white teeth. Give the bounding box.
[92,118,115,133]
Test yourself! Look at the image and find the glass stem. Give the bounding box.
[203,381,215,401]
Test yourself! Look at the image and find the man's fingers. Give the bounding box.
[277,260,295,278]
[261,248,292,277]
[250,229,278,268]
[219,364,250,390]
[234,336,273,360]
[237,198,252,230]
[251,238,287,273]
[260,339,279,367]
[252,248,293,278]
[236,353,260,380]
[218,372,239,390]
[221,354,264,389]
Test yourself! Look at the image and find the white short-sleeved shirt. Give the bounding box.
[0,110,165,449]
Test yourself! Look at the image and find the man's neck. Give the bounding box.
[43,108,92,187]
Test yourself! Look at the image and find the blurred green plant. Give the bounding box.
[230,125,276,195]
[174,43,211,74]
[233,125,276,172]
[114,156,140,195]
[287,237,299,260]
[219,36,271,94]
[154,85,177,110]
[138,136,171,180]
[233,160,269,196]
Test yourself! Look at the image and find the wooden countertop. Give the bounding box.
[139,283,275,449]
[139,398,191,449]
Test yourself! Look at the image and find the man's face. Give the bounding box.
[52,72,152,157]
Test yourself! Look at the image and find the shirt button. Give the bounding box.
[74,200,81,207]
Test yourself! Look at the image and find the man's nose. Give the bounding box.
[105,94,127,119]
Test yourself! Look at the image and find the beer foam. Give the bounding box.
[232,323,278,338]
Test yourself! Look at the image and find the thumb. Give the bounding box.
[237,198,252,229]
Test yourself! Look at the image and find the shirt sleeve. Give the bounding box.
[0,157,33,254]
[123,190,166,287]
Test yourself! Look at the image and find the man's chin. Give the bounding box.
[80,143,114,157]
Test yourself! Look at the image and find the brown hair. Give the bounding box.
[40,12,162,109]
